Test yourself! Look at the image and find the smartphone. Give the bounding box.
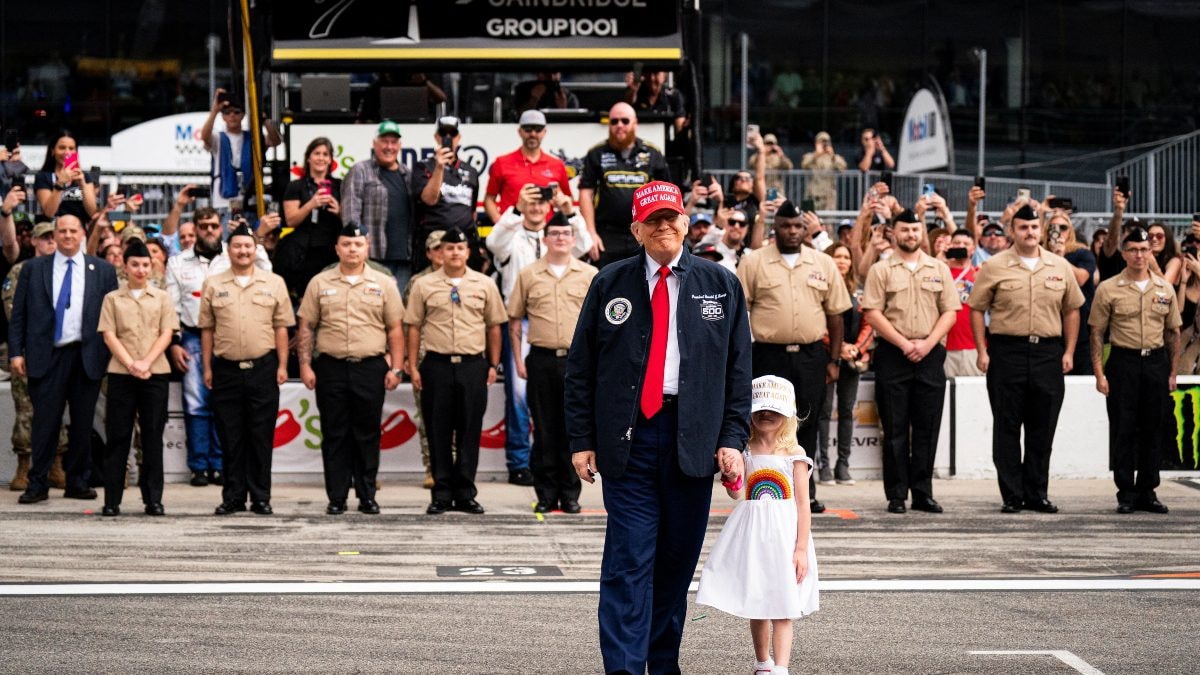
[216,90,232,106]
[3,130,17,153]
[440,132,455,150]
[538,185,555,201]
[187,185,211,199]
[880,170,893,191]
[922,183,936,200]
[766,186,778,202]
[63,151,79,171]
[1115,176,1130,199]
[801,198,816,213]
[705,173,717,189]
[1047,197,1073,210]
[946,247,968,260]
[317,179,332,195]
[1016,188,1031,202]
[974,176,986,190]
[746,124,759,149]
[1192,213,1200,223]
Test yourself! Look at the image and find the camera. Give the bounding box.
[437,116,460,151]
[1047,197,1073,210]
[946,247,968,260]
[187,185,211,199]
[538,183,556,201]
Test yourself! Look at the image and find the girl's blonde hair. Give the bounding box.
[749,413,800,456]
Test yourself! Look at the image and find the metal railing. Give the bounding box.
[14,173,213,225]
[1106,130,1200,215]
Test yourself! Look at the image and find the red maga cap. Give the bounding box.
[631,181,686,223]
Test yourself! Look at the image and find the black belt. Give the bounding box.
[989,334,1063,345]
[319,353,384,364]
[662,394,678,407]
[753,341,821,353]
[424,351,484,364]
[1111,346,1165,358]
[529,346,569,358]
[180,325,202,335]
[214,353,275,370]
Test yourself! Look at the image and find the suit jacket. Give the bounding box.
[9,253,119,380]
[565,247,752,479]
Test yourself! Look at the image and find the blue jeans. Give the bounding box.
[502,325,531,472]
[180,330,222,472]
[377,260,411,293]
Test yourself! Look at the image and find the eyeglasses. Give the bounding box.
[450,286,461,305]
[1148,232,1166,241]
[1125,247,1152,256]
[544,230,573,238]
[727,219,748,228]
[609,118,633,126]
[520,125,545,133]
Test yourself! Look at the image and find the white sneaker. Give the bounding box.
[753,658,774,674]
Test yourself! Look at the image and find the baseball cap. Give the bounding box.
[689,213,713,226]
[763,133,779,145]
[518,110,547,127]
[981,222,1005,236]
[692,242,722,261]
[425,229,446,250]
[815,131,832,143]
[376,120,402,138]
[31,222,55,238]
[631,181,686,223]
[751,375,797,416]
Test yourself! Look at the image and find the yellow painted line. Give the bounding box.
[336,551,360,556]
[272,47,681,61]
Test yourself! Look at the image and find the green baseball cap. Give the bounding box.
[376,120,402,138]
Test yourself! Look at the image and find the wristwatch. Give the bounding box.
[391,368,403,377]
[489,363,499,369]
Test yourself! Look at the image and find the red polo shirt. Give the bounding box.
[486,148,573,214]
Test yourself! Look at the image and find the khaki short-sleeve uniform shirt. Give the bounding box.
[198,268,295,360]
[507,258,598,349]
[98,285,180,374]
[737,244,852,344]
[404,268,507,355]
[1089,271,1182,350]
[861,252,961,340]
[297,266,404,359]
[967,248,1085,337]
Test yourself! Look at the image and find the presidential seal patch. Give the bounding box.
[605,297,632,325]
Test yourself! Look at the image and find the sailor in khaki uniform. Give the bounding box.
[199,221,295,516]
[1089,226,1181,514]
[297,222,406,516]
[97,239,179,516]
[968,204,1085,514]
[405,227,507,516]
[862,209,960,514]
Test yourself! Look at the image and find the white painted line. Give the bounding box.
[971,650,1105,675]
[1,578,1199,597]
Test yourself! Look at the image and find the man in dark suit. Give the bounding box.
[10,214,118,503]
[566,181,751,675]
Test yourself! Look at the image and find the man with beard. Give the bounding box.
[699,208,751,273]
[968,204,1084,514]
[166,206,275,488]
[737,200,850,514]
[578,103,670,267]
[199,220,294,516]
[483,110,573,225]
[862,209,960,514]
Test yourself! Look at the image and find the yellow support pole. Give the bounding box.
[239,0,265,218]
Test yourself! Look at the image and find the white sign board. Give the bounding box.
[897,88,951,173]
[107,112,216,173]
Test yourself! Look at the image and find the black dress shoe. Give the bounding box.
[508,469,534,486]
[1137,499,1169,514]
[102,505,120,517]
[358,499,380,514]
[560,499,581,514]
[426,500,451,515]
[810,499,826,514]
[1025,498,1059,513]
[189,471,209,487]
[453,499,485,514]
[18,491,49,504]
[533,501,555,514]
[1116,503,1136,514]
[250,501,273,515]
[1000,501,1023,513]
[326,501,347,515]
[64,488,98,500]
[214,501,246,516]
[144,503,165,516]
[207,470,223,486]
[911,498,944,513]
[887,499,907,514]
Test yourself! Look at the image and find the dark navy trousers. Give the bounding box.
[598,402,713,675]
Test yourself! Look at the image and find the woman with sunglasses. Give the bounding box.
[1146,222,1181,286]
[1044,209,1096,375]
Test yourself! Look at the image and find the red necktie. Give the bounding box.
[641,265,670,419]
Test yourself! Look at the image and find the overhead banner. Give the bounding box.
[897,87,953,174]
[269,0,682,68]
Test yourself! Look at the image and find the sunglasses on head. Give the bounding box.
[609,118,633,126]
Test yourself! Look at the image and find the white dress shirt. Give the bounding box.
[52,250,86,346]
[166,243,272,328]
[644,249,682,396]
[486,206,593,299]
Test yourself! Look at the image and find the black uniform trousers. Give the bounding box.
[313,354,388,504]
[1105,347,1169,506]
[27,344,102,496]
[873,340,947,502]
[104,374,169,507]
[985,335,1065,505]
[211,353,281,505]
[752,341,827,500]
[420,353,489,503]
[525,346,581,506]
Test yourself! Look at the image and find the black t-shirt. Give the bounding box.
[634,86,686,119]
[1096,247,1126,282]
[854,148,889,172]
[379,168,411,261]
[410,157,481,234]
[34,171,96,223]
[282,176,343,250]
[578,139,670,233]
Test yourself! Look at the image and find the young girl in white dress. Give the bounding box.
[696,375,819,675]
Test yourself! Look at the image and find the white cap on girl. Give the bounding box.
[751,375,796,416]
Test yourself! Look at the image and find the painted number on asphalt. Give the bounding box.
[436,565,563,577]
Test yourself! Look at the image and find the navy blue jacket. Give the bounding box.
[565,248,752,479]
[9,253,118,381]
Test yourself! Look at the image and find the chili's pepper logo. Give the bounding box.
[1169,387,1200,469]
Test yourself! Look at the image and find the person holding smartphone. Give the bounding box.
[278,136,343,301]
[412,117,482,274]
[34,132,98,223]
[800,131,847,211]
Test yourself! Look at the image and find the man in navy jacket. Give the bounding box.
[566,181,751,674]
[10,214,118,503]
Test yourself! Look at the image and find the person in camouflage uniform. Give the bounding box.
[402,230,445,490]
[4,222,68,491]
